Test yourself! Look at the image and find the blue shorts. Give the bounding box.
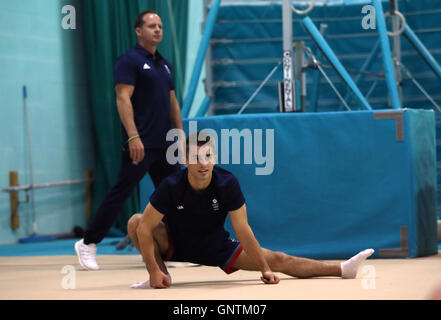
[164,225,243,274]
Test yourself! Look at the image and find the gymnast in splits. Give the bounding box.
[128,132,374,288]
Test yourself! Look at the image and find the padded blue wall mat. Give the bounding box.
[0,238,137,257]
[140,109,438,259]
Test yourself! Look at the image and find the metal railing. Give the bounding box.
[3,170,94,231]
[3,177,94,193]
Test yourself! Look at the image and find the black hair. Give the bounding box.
[185,132,215,158]
[134,10,158,29]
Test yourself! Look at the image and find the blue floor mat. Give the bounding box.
[0,237,139,257]
[1,238,439,257]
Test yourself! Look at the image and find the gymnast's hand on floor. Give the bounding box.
[130,272,172,289]
[261,271,280,285]
[149,270,171,289]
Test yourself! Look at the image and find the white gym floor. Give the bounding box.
[0,252,440,300]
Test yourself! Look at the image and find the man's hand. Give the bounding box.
[129,137,145,164]
[149,270,171,289]
[261,271,280,285]
[131,272,172,289]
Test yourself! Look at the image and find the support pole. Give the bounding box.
[303,17,372,110]
[181,0,221,118]
[239,60,282,114]
[310,23,327,112]
[390,0,403,104]
[438,220,441,242]
[167,0,184,103]
[195,96,212,117]
[403,25,441,82]
[340,40,380,110]
[202,0,215,116]
[372,0,401,109]
[9,171,19,230]
[282,0,295,112]
[23,85,37,234]
[189,0,215,118]
[295,41,306,112]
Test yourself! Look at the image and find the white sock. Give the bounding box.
[130,273,172,289]
[340,248,374,279]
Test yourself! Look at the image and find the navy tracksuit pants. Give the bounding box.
[84,148,180,244]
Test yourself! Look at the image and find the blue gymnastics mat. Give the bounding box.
[0,237,438,258]
[0,237,139,257]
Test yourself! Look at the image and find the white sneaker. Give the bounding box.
[75,239,99,270]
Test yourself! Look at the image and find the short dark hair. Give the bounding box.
[186,132,215,158]
[134,10,158,29]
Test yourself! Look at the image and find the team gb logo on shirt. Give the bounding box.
[212,199,219,212]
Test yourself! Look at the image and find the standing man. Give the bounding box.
[128,132,374,289]
[75,10,183,270]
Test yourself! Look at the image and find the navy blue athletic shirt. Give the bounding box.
[149,166,246,262]
[114,43,175,149]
